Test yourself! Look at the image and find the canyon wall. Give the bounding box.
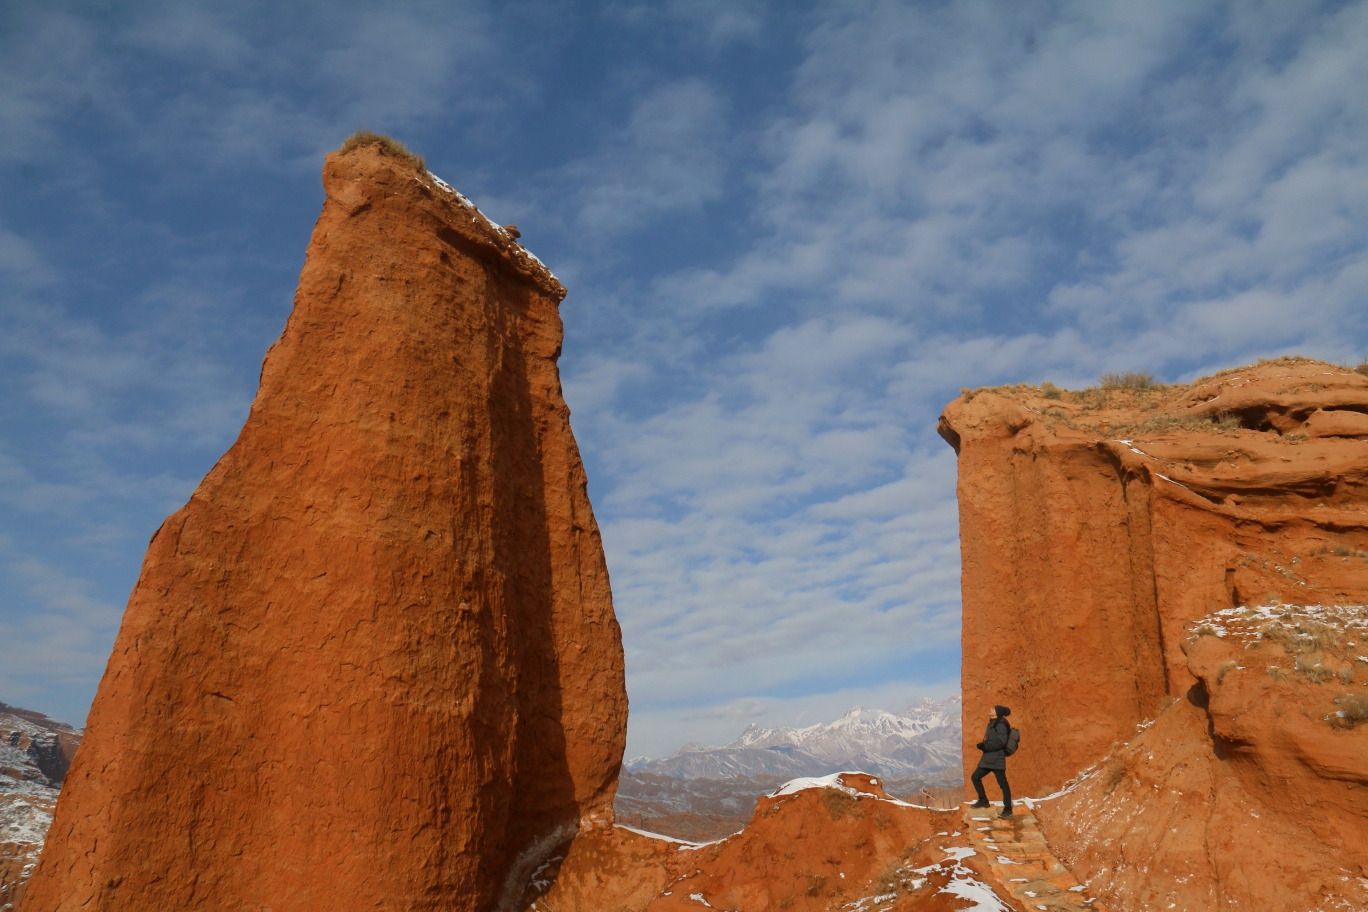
[940,359,1368,909]
[939,359,1368,797]
[21,140,627,912]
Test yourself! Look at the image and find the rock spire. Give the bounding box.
[23,140,627,911]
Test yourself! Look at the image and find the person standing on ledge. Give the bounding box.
[971,705,1014,817]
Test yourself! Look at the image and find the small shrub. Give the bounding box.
[1356,362,1368,378]
[1268,665,1292,682]
[1296,656,1335,683]
[1041,381,1063,400]
[1101,756,1127,795]
[1217,660,1238,683]
[823,788,859,820]
[337,130,426,172]
[1338,666,1355,685]
[961,387,975,402]
[1213,411,1241,432]
[1101,371,1157,391]
[1331,693,1368,729]
[1195,624,1219,637]
[1260,619,1340,654]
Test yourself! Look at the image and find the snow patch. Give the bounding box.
[614,824,726,849]
[416,170,557,278]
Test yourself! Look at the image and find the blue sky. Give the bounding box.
[2,1,1366,758]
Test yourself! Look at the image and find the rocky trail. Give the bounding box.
[962,803,1103,912]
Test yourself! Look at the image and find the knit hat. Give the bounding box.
[993,705,1011,717]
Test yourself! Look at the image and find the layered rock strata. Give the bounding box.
[22,141,627,912]
[939,359,1368,795]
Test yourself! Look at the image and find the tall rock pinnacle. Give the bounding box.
[23,139,628,911]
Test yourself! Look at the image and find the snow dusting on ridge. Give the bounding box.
[632,698,962,779]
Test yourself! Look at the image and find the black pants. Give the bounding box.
[971,766,1011,810]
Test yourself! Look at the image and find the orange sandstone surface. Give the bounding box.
[939,359,1368,911]
[525,773,1025,912]
[21,141,627,912]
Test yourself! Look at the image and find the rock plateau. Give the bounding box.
[21,139,627,912]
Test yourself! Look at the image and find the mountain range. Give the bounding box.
[626,697,962,780]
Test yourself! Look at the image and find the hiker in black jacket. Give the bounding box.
[971,705,1013,817]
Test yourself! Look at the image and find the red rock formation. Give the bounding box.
[940,358,1368,909]
[1034,604,1368,911]
[21,139,627,912]
[939,359,1368,795]
[0,703,81,788]
[525,773,1019,911]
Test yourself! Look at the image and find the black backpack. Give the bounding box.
[1004,728,1021,757]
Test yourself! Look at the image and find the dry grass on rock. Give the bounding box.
[337,130,426,173]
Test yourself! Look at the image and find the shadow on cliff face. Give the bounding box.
[481,271,577,904]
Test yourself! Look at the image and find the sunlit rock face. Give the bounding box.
[21,142,627,912]
[940,358,1368,910]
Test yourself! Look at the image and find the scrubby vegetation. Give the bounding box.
[822,789,860,820]
[1196,604,1368,728]
[337,130,426,172]
[1259,617,1342,654]
[1331,693,1368,729]
[1100,755,1127,795]
[1100,371,1158,391]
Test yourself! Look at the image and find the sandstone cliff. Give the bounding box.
[21,139,627,912]
[940,358,1368,910]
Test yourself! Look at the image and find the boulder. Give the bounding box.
[1303,406,1368,438]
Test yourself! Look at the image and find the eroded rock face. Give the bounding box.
[940,358,1368,910]
[526,773,1008,911]
[22,143,627,912]
[1035,604,1368,910]
[940,359,1368,795]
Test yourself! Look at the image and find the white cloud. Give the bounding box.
[628,679,959,757]
[566,0,1368,757]
[4,1,1368,755]
[0,554,123,724]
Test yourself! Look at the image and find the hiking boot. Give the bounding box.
[971,800,990,808]
[998,808,1014,818]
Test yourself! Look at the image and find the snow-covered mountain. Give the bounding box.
[1,702,82,906]
[630,697,961,779]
